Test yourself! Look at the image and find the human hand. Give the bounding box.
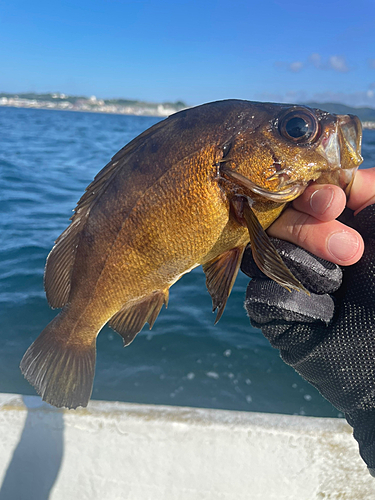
[242,167,375,474]
[266,167,375,265]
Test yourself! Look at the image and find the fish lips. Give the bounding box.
[316,114,363,193]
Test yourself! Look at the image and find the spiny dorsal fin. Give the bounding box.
[242,201,309,294]
[70,119,168,226]
[203,246,245,324]
[109,290,169,346]
[44,119,170,309]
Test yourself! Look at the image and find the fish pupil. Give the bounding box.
[285,117,309,139]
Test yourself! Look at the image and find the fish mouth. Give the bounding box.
[316,114,363,194]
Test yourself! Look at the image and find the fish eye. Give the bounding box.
[278,109,319,144]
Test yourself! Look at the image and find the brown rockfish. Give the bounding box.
[20,99,363,409]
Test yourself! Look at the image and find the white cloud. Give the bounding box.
[274,61,303,72]
[275,53,350,74]
[328,55,349,73]
[309,53,322,69]
[289,61,303,72]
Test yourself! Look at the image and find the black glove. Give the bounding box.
[241,204,375,476]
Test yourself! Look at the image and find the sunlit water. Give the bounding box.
[1,106,374,416]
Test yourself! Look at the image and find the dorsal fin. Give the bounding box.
[109,289,169,346]
[70,119,169,226]
[44,219,84,308]
[44,119,170,309]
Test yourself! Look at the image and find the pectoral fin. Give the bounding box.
[109,290,169,346]
[203,246,245,324]
[242,201,308,294]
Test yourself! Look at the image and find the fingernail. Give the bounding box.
[310,187,334,215]
[327,232,360,262]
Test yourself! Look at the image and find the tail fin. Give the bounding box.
[20,314,96,409]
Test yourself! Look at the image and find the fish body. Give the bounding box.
[20,100,363,408]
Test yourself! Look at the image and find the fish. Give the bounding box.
[20,99,363,409]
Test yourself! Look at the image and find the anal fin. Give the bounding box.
[109,289,169,346]
[203,246,245,324]
[242,200,309,294]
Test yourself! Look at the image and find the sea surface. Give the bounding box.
[1,106,375,417]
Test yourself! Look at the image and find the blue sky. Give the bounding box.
[1,0,375,107]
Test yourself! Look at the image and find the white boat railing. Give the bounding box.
[0,393,373,499]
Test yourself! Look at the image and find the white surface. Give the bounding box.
[0,393,373,499]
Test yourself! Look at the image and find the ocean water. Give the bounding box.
[1,106,374,417]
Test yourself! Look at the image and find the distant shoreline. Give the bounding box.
[362,121,375,129]
[1,93,375,128]
[0,101,176,118]
[0,93,187,118]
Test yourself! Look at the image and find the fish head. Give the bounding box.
[219,103,363,204]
